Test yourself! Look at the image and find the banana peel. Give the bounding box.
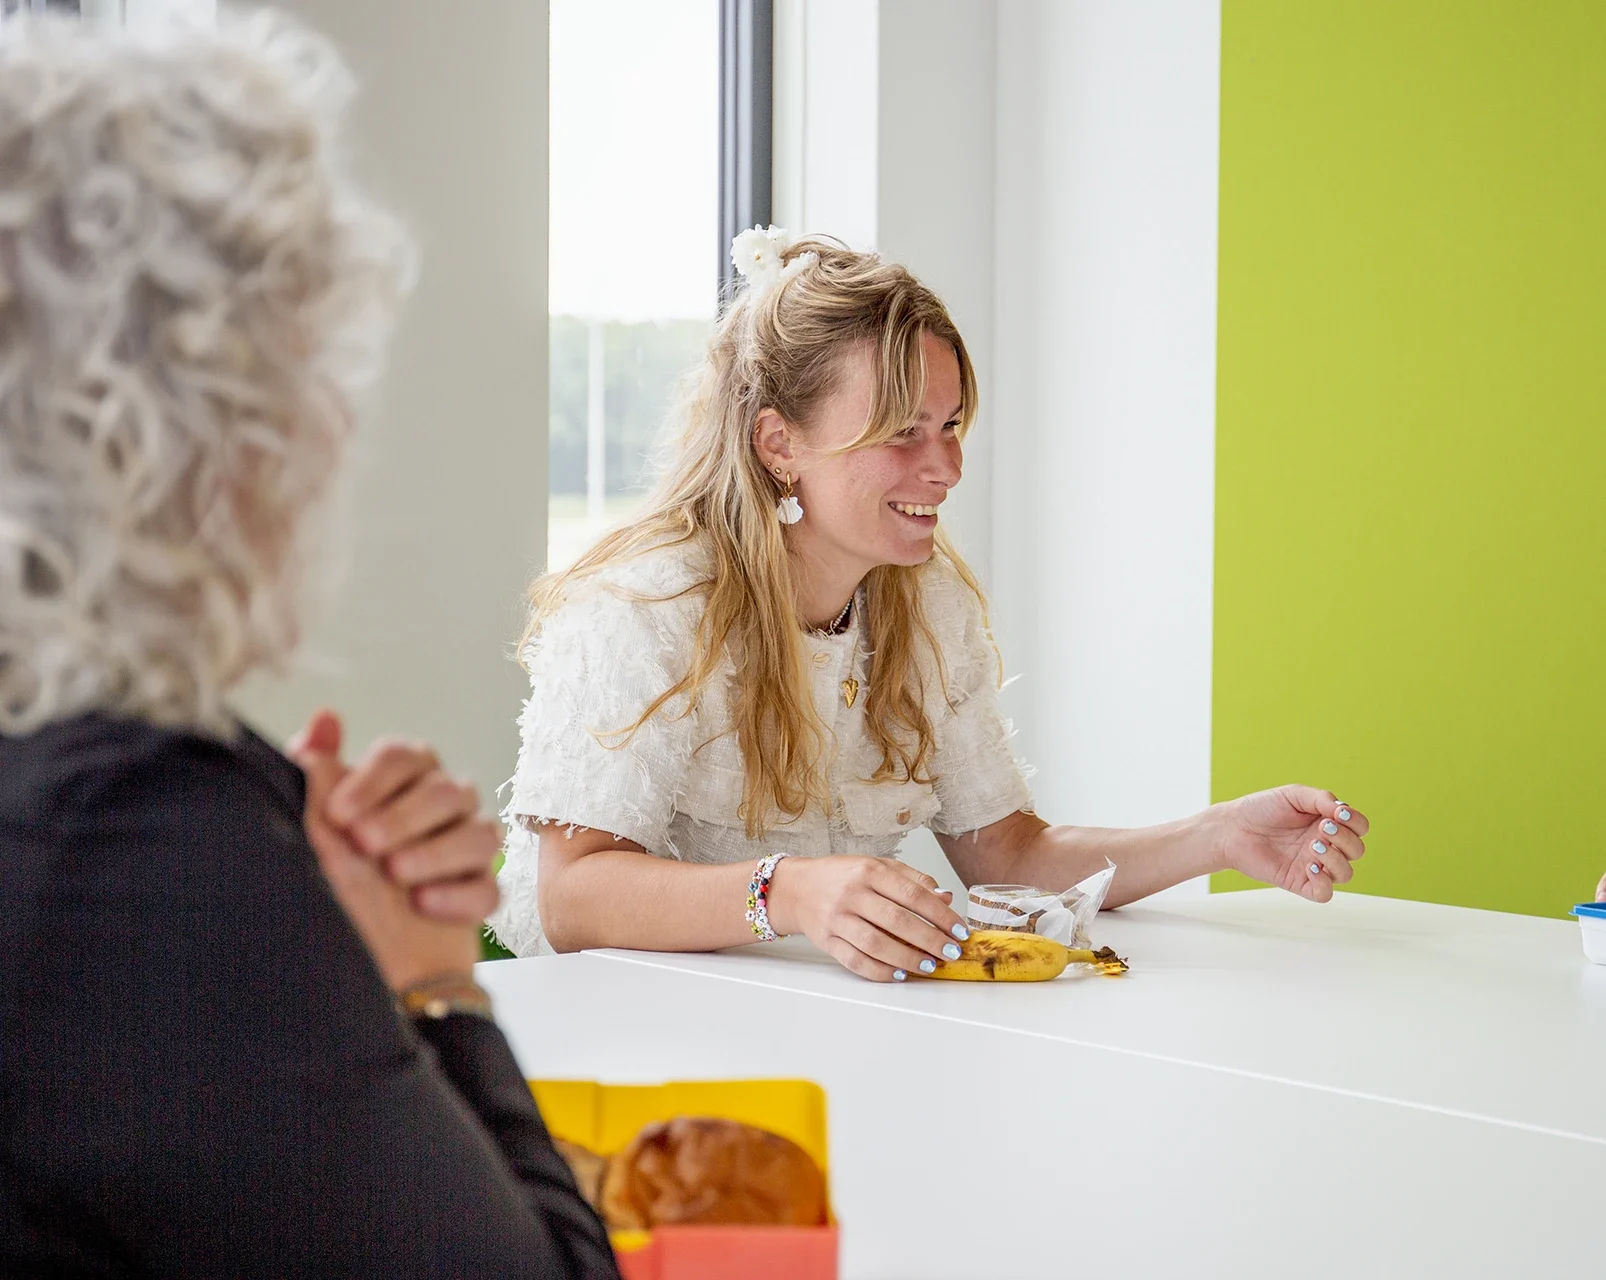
[1079,946,1130,978]
[921,928,1129,982]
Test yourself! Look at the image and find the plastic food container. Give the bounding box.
[529,1077,838,1280]
[968,862,1115,947]
[1570,903,1606,965]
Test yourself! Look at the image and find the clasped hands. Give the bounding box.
[288,709,501,992]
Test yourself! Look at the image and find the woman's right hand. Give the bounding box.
[766,855,971,982]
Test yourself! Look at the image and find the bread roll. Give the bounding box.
[600,1116,827,1229]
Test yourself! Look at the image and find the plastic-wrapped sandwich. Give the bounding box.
[913,864,1129,982]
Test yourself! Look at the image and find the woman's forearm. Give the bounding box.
[1001,808,1230,908]
[539,847,760,953]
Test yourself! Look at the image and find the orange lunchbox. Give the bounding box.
[528,1078,839,1280]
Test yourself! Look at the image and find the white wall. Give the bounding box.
[773,0,880,254]
[876,0,998,586]
[235,0,549,803]
[990,1,1221,895]
[775,0,997,583]
[780,1,1222,896]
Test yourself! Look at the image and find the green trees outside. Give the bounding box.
[548,316,711,497]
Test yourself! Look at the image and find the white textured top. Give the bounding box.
[488,540,1032,955]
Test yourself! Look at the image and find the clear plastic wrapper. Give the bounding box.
[965,862,1117,952]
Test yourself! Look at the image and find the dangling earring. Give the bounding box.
[776,471,804,525]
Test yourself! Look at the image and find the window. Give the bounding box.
[547,0,721,572]
[1,2,218,26]
[2,0,82,15]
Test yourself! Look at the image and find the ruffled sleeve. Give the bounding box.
[491,557,703,956]
[921,564,1034,836]
[504,581,698,852]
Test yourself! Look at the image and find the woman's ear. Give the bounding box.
[753,408,797,478]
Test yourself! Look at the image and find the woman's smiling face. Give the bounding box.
[781,332,965,581]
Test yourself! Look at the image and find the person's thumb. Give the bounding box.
[287,709,345,817]
[288,708,343,760]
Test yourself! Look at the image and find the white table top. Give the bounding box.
[574,889,1606,1146]
[479,890,1606,1278]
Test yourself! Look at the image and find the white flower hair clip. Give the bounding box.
[731,225,818,298]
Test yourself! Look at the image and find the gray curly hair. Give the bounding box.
[0,10,412,736]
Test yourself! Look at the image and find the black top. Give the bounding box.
[0,713,619,1278]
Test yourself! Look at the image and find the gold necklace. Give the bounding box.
[807,596,862,708]
[840,597,862,709]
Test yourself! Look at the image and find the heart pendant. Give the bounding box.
[841,678,859,709]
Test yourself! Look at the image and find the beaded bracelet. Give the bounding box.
[745,851,790,941]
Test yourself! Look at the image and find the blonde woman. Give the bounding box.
[492,229,1371,980]
[0,15,614,1276]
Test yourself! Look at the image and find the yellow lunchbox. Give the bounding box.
[529,1078,839,1280]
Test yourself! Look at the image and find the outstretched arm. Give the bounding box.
[937,787,1370,908]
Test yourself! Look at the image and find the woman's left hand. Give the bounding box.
[1216,786,1370,903]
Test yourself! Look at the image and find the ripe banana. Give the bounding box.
[922,929,1129,981]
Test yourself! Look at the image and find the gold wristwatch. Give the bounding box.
[396,972,494,1021]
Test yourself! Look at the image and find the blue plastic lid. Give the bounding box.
[1570,902,1606,920]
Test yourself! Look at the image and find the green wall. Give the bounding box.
[1212,1,1606,916]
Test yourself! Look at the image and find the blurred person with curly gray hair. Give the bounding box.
[0,12,617,1277]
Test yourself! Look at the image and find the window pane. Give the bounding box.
[547,0,719,572]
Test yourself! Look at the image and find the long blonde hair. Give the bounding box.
[522,238,985,836]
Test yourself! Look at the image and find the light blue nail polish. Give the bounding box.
[893,969,907,982]
[943,942,962,961]
[1322,820,1339,836]
[1313,840,1327,854]
[1308,862,1323,876]
[952,923,970,941]
[1337,807,1351,822]
[920,958,937,974]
